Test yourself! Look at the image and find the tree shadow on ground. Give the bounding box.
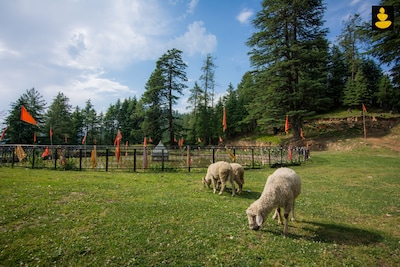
[301,221,383,246]
[261,220,383,246]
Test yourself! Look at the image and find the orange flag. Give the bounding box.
[82,132,87,144]
[144,136,147,147]
[114,130,122,163]
[300,128,305,139]
[222,107,227,132]
[285,115,289,134]
[362,103,367,113]
[33,131,37,143]
[0,127,8,141]
[20,105,38,126]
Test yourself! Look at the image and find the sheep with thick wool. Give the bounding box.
[202,161,235,196]
[246,167,301,235]
[230,163,244,194]
[212,163,245,194]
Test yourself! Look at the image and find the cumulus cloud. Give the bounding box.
[187,0,199,14]
[0,0,218,116]
[169,21,217,56]
[236,8,253,24]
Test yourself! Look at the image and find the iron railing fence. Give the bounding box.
[0,144,309,172]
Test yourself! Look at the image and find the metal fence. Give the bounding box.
[0,144,309,172]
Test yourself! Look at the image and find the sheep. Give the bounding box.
[246,167,301,235]
[202,161,236,196]
[230,163,244,194]
[204,163,245,194]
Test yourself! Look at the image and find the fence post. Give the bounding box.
[161,149,165,171]
[212,148,215,163]
[32,147,35,169]
[79,149,83,171]
[268,147,271,167]
[251,147,254,169]
[106,148,109,172]
[54,148,57,170]
[133,149,136,172]
[280,146,283,165]
[11,147,15,168]
[187,145,191,172]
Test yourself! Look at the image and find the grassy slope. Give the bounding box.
[1,145,399,266]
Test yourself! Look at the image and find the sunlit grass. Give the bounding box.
[1,146,399,266]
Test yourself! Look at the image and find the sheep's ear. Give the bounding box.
[256,214,263,226]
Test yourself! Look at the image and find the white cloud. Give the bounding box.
[236,8,253,24]
[169,21,217,56]
[187,0,199,14]
[0,0,219,118]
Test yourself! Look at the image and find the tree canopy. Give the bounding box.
[2,0,399,146]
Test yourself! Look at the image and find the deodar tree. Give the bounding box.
[247,0,329,140]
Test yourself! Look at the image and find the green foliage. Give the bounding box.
[44,92,72,144]
[156,48,188,145]
[2,3,400,146]
[369,0,400,88]
[1,147,400,266]
[246,0,329,140]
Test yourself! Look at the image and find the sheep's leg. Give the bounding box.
[230,176,236,197]
[283,212,289,235]
[291,202,296,221]
[273,208,283,225]
[211,177,217,194]
[283,202,293,235]
[237,183,242,194]
[219,181,226,195]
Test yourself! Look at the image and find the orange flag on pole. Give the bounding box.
[82,132,87,144]
[114,130,122,163]
[0,127,8,141]
[285,115,289,134]
[49,127,53,145]
[20,105,38,126]
[222,107,227,132]
[362,103,367,113]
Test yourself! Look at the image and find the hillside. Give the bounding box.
[229,111,400,153]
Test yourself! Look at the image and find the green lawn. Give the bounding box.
[1,146,399,266]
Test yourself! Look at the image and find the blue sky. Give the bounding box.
[0,0,377,125]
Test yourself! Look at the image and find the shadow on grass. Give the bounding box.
[302,221,383,245]
[238,190,261,200]
[211,186,261,200]
[260,221,383,246]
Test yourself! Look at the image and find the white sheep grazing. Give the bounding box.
[202,161,235,196]
[246,167,301,235]
[230,163,244,194]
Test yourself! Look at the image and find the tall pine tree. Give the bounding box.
[156,48,188,145]
[247,0,329,139]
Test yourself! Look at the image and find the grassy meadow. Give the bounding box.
[0,144,399,266]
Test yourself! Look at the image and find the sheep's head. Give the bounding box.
[202,176,211,188]
[246,204,264,231]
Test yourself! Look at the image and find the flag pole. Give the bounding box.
[362,104,367,139]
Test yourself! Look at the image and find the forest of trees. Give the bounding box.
[2,0,399,146]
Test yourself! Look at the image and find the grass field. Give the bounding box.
[1,145,399,266]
